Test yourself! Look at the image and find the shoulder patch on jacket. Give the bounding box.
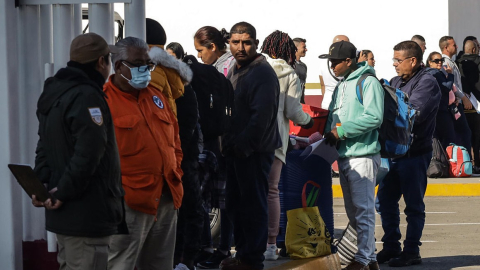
[88,107,103,126]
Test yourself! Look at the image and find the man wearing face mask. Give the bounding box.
[105,37,184,270]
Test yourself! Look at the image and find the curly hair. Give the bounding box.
[260,30,297,68]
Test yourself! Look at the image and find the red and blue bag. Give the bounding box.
[446,143,472,177]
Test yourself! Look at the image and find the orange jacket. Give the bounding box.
[104,75,184,214]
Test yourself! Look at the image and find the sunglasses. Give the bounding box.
[430,58,445,64]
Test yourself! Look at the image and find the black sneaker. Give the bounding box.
[388,251,422,267]
[194,250,213,266]
[197,250,231,269]
[376,249,401,264]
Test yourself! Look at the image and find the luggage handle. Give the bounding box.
[302,180,321,208]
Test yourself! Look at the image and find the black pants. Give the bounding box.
[454,104,472,156]
[434,110,456,150]
[466,112,480,166]
[226,152,274,270]
[175,156,204,264]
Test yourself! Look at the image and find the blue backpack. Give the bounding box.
[356,74,416,158]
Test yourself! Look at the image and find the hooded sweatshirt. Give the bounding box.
[325,61,384,158]
[264,54,311,163]
[213,51,235,76]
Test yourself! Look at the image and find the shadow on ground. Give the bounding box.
[379,255,480,270]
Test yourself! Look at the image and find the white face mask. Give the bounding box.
[121,62,152,89]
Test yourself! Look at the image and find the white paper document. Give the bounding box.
[300,139,339,165]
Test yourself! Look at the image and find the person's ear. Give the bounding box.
[255,39,259,47]
[411,57,418,67]
[346,58,352,67]
[114,60,123,74]
[211,43,217,52]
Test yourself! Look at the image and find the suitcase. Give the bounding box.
[289,104,329,137]
[277,149,334,248]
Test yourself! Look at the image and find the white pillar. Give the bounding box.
[19,5,45,243]
[53,4,74,73]
[0,0,24,268]
[124,0,146,40]
[88,3,114,44]
[73,4,83,38]
[40,5,53,66]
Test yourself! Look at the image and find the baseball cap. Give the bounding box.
[318,41,357,60]
[70,33,118,64]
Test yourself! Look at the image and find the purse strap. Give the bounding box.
[302,180,321,208]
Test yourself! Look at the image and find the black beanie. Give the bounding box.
[146,18,167,45]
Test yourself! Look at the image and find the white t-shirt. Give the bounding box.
[319,59,341,110]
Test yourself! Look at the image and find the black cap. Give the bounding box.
[318,41,357,60]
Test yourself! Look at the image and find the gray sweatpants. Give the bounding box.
[338,154,380,266]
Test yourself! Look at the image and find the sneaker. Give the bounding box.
[264,245,279,261]
[194,250,213,265]
[368,261,380,270]
[388,251,422,267]
[197,250,231,269]
[376,249,401,264]
[174,263,196,270]
[342,261,369,270]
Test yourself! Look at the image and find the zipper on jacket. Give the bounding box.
[210,94,213,108]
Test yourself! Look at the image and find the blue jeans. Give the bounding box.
[338,154,380,266]
[377,151,432,254]
[226,152,274,270]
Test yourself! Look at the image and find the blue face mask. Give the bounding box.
[121,62,152,89]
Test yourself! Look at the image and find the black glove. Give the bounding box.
[301,118,315,129]
[324,131,339,146]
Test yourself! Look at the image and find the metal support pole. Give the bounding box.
[73,4,83,37]
[40,5,53,68]
[88,3,114,44]
[53,4,73,73]
[124,0,146,40]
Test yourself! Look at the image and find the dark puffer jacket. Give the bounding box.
[34,62,125,237]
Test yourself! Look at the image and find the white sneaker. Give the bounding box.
[264,244,279,261]
[174,263,195,270]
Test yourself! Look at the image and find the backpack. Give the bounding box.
[446,143,472,177]
[188,62,235,141]
[427,138,450,178]
[356,74,417,158]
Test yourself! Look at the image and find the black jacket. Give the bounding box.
[224,55,282,157]
[34,62,125,237]
[390,67,441,157]
[457,53,480,101]
[426,67,453,112]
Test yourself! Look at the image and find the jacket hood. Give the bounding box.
[344,61,376,82]
[263,53,295,78]
[149,46,193,83]
[37,67,97,115]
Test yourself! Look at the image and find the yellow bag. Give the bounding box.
[286,181,332,259]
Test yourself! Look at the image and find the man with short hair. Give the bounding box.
[321,41,384,270]
[377,41,441,267]
[457,40,480,173]
[105,37,184,270]
[319,35,349,110]
[440,36,473,157]
[293,37,308,103]
[411,35,426,54]
[220,21,281,270]
[33,33,125,270]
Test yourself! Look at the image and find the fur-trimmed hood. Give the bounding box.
[149,46,193,83]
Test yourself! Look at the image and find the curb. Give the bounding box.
[332,183,480,198]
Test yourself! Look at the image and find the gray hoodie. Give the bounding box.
[213,51,235,76]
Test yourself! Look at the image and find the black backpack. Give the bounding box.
[427,138,450,178]
[187,62,235,141]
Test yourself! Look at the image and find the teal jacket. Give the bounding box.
[325,62,384,158]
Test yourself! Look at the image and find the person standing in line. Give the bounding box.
[105,37,184,270]
[33,33,125,270]
[293,37,308,103]
[357,50,375,68]
[260,30,313,261]
[321,41,384,270]
[193,25,237,269]
[220,22,281,270]
[457,40,480,174]
[411,35,427,54]
[440,36,473,157]
[377,41,441,267]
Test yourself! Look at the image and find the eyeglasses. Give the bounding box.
[430,58,445,64]
[392,57,413,64]
[122,60,156,72]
